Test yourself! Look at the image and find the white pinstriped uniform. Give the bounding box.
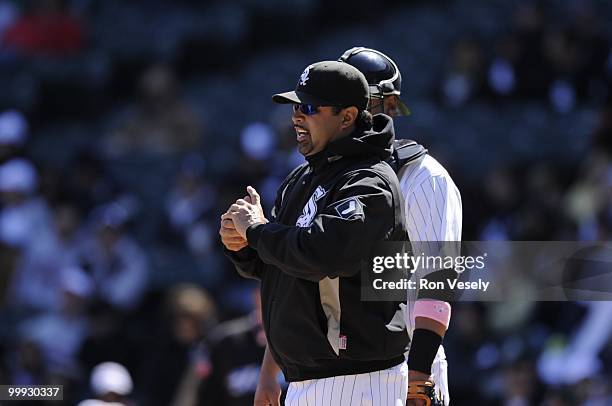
[284,362,408,406]
[399,153,462,406]
[284,154,461,406]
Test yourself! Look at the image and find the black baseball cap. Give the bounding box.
[272,61,370,111]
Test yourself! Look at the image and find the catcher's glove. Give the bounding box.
[407,380,443,406]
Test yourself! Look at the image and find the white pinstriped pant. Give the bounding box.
[284,362,408,406]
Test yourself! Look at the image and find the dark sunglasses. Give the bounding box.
[292,103,320,115]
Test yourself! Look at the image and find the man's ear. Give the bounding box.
[341,106,358,129]
[383,95,400,117]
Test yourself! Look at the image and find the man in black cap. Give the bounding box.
[220,61,410,405]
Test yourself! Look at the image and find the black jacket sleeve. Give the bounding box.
[246,170,396,281]
[223,165,306,281]
[224,246,265,280]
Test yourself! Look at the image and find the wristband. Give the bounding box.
[408,328,442,375]
[413,300,451,328]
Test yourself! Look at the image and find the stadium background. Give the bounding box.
[0,0,610,404]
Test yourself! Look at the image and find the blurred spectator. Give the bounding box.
[239,122,277,162]
[1,0,84,57]
[16,266,92,380]
[0,158,53,249]
[199,286,269,405]
[7,201,82,313]
[163,154,216,256]
[77,361,135,406]
[544,28,579,113]
[500,358,544,405]
[516,163,572,240]
[60,151,122,216]
[238,121,288,204]
[487,34,520,99]
[104,64,203,157]
[139,284,216,406]
[438,37,486,107]
[0,109,28,164]
[479,167,520,240]
[564,152,611,241]
[7,338,48,385]
[77,202,148,311]
[214,121,283,218]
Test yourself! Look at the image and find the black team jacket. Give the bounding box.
[225,114,409,382]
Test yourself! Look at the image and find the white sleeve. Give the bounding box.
[400,161,463,273]
[403,171,462,243]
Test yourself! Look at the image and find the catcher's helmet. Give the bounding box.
[339,47,410,115]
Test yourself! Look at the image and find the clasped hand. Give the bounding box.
[219,186,267,251]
